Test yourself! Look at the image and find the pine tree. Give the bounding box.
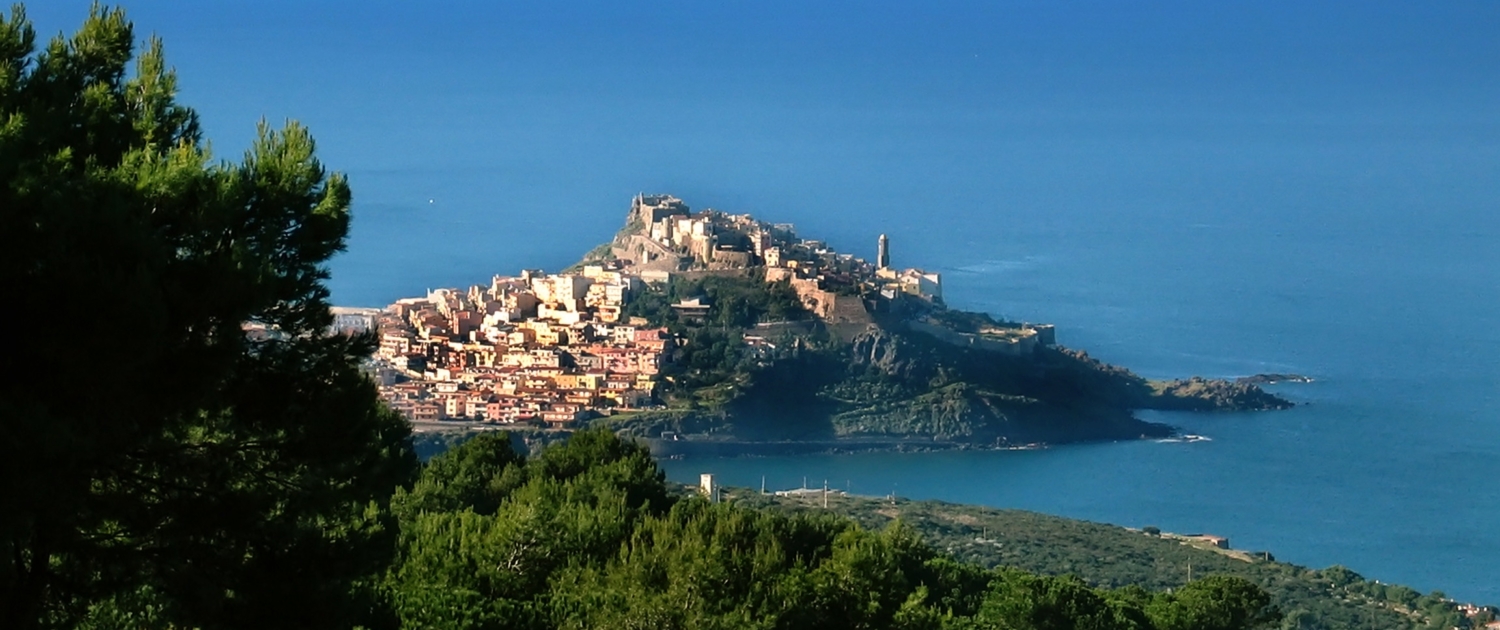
[0,5,415,627]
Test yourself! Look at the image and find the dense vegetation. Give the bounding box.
[410,431,1494,630]
[743,494,1485,630]
[622,270,809,330]
[1,7,413,628]
[382,430,1284,630]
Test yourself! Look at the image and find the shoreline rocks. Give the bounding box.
[1146,377,1296,411]
[1235,373,1313,385]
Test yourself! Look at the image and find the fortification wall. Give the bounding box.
[614,235,683,272]
[751,320,818,338]
[825,294,874,324]
[709,250,753,269]
[908,321,1039,357]
[673,268,755,281]
[1027,324,1057,346]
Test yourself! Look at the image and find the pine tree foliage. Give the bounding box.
[384,429,1280,630]
[0,5,414,628]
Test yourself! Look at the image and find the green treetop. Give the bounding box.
[0,5,415,628]
[383,429,1283,630]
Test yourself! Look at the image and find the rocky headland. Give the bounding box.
[380,193,1294,458]
[1234,373,1313,385]
[567,195,1294,455]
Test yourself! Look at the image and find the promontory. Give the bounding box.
[344,194,1292,456]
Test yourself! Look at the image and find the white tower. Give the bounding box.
[699,473,719,503]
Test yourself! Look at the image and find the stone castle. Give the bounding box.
[606,194,952,327]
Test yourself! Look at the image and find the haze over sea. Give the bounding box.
[33,1,1498,602]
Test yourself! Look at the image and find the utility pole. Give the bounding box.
[1187,562,1193,583]
[822,479,829,508]
[760,475,766,495]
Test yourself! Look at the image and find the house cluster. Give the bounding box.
[763,230,944,325]
[371,264,674,427]
[1455,603,1500,629]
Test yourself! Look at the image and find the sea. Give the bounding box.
[31,0,1498,603]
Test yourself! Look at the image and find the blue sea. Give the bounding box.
[32,1,1498,602]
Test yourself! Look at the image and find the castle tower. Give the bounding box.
[877,233,890,269]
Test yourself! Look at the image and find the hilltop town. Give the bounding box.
[345,194,1290,448]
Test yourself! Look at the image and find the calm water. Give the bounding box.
[32,0,1499,602]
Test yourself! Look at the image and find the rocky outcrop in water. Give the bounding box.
[1147,377,1296,411]
[1235,373,1313,385]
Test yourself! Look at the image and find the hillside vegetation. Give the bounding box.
[408,430,1492,629]
[740,493,1483,630]
[385,430,1287,629]
[599,274,1289,449]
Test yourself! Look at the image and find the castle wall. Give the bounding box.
[908,321,1039,357]
[709,249,752,269]
[614,235,684,272]
[825,293,874,324]
[671,268,754,282]
[631,194,689,225]
[1027,324,1056,346]
[752,320,817,336]
[764,267,794,283]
